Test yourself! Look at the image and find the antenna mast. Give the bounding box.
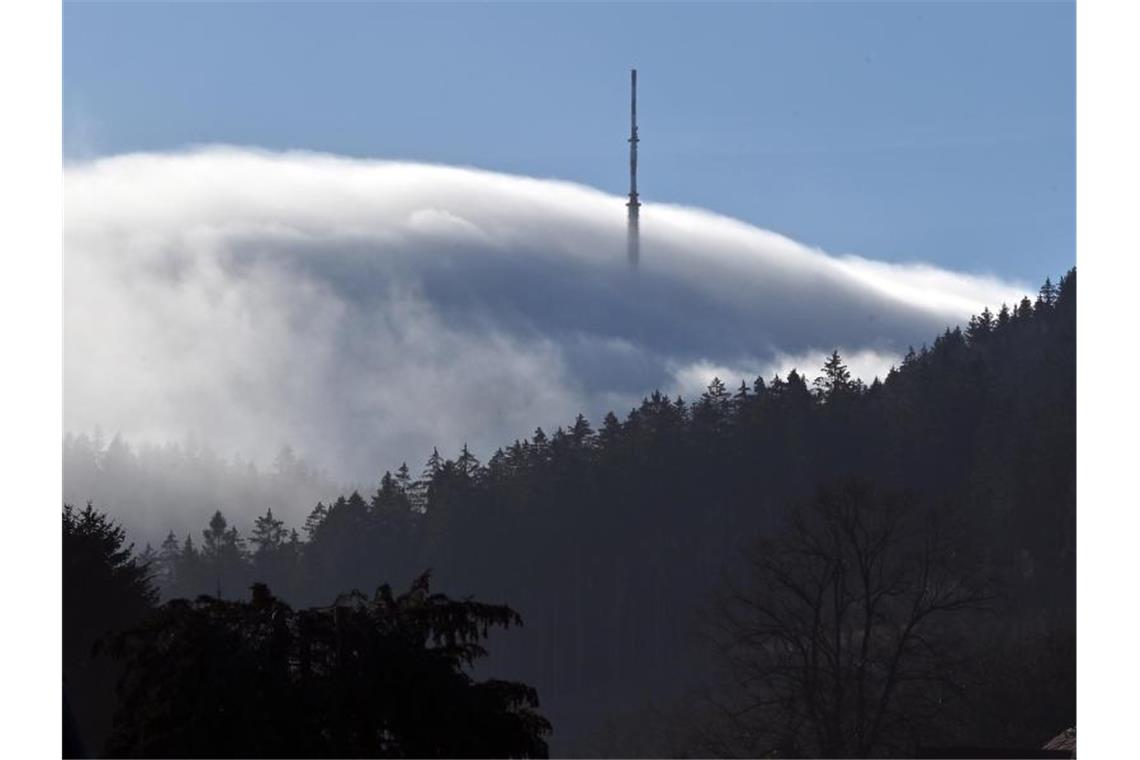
[627,68,640,269]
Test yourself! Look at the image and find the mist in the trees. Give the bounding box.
[63,272,1075,757]
[64,149,1030,485]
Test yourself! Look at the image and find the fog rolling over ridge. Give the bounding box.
[64,147,1027,514]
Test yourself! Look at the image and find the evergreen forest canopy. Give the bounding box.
[63,270,1075,758]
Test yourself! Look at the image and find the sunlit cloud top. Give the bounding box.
[65,147,1030,479]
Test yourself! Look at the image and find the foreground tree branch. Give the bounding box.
[704,478,993,758]
[106,573,551,758]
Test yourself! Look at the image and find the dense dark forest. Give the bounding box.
[64,270,1075,758]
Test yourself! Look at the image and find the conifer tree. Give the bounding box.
[157,530,180,594]
[63,503,157,755]
[200,510,247,599]
[395,461,413,491]
[815,350,855,400]
[966,307,995,344]
[457,443,481,478]
[570,413,594,447]
[173,535,202,599]
[701,377,730,408]
[250,508,286,555]
[303,502,328,539]
[424,447,444,478]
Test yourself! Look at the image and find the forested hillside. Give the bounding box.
[65,270,1075,757]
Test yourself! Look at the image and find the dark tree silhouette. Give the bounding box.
[105,574,550,758]
[63,503,157,757]
[701,480,993,758]
[815,349,859,401]
[72,270,1075,755]
[200,509,248,598]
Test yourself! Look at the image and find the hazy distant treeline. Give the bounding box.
[66,270,1075,756]
[62,436,340,543]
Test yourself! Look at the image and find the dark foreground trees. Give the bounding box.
[105,574,550,758]
[68,269,1075,754]
[63,503,157,757]
[699,480,993,758]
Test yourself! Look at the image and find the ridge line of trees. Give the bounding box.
[67,269,1075,755]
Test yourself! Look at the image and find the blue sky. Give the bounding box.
[64,1,1074,283]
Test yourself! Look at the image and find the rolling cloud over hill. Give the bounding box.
[65,147,1028,479]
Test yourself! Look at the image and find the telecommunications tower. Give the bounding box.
[627,68,641,269]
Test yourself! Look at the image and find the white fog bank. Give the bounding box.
[65,147,1029,480]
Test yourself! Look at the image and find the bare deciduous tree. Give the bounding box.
[700,479,992,758]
